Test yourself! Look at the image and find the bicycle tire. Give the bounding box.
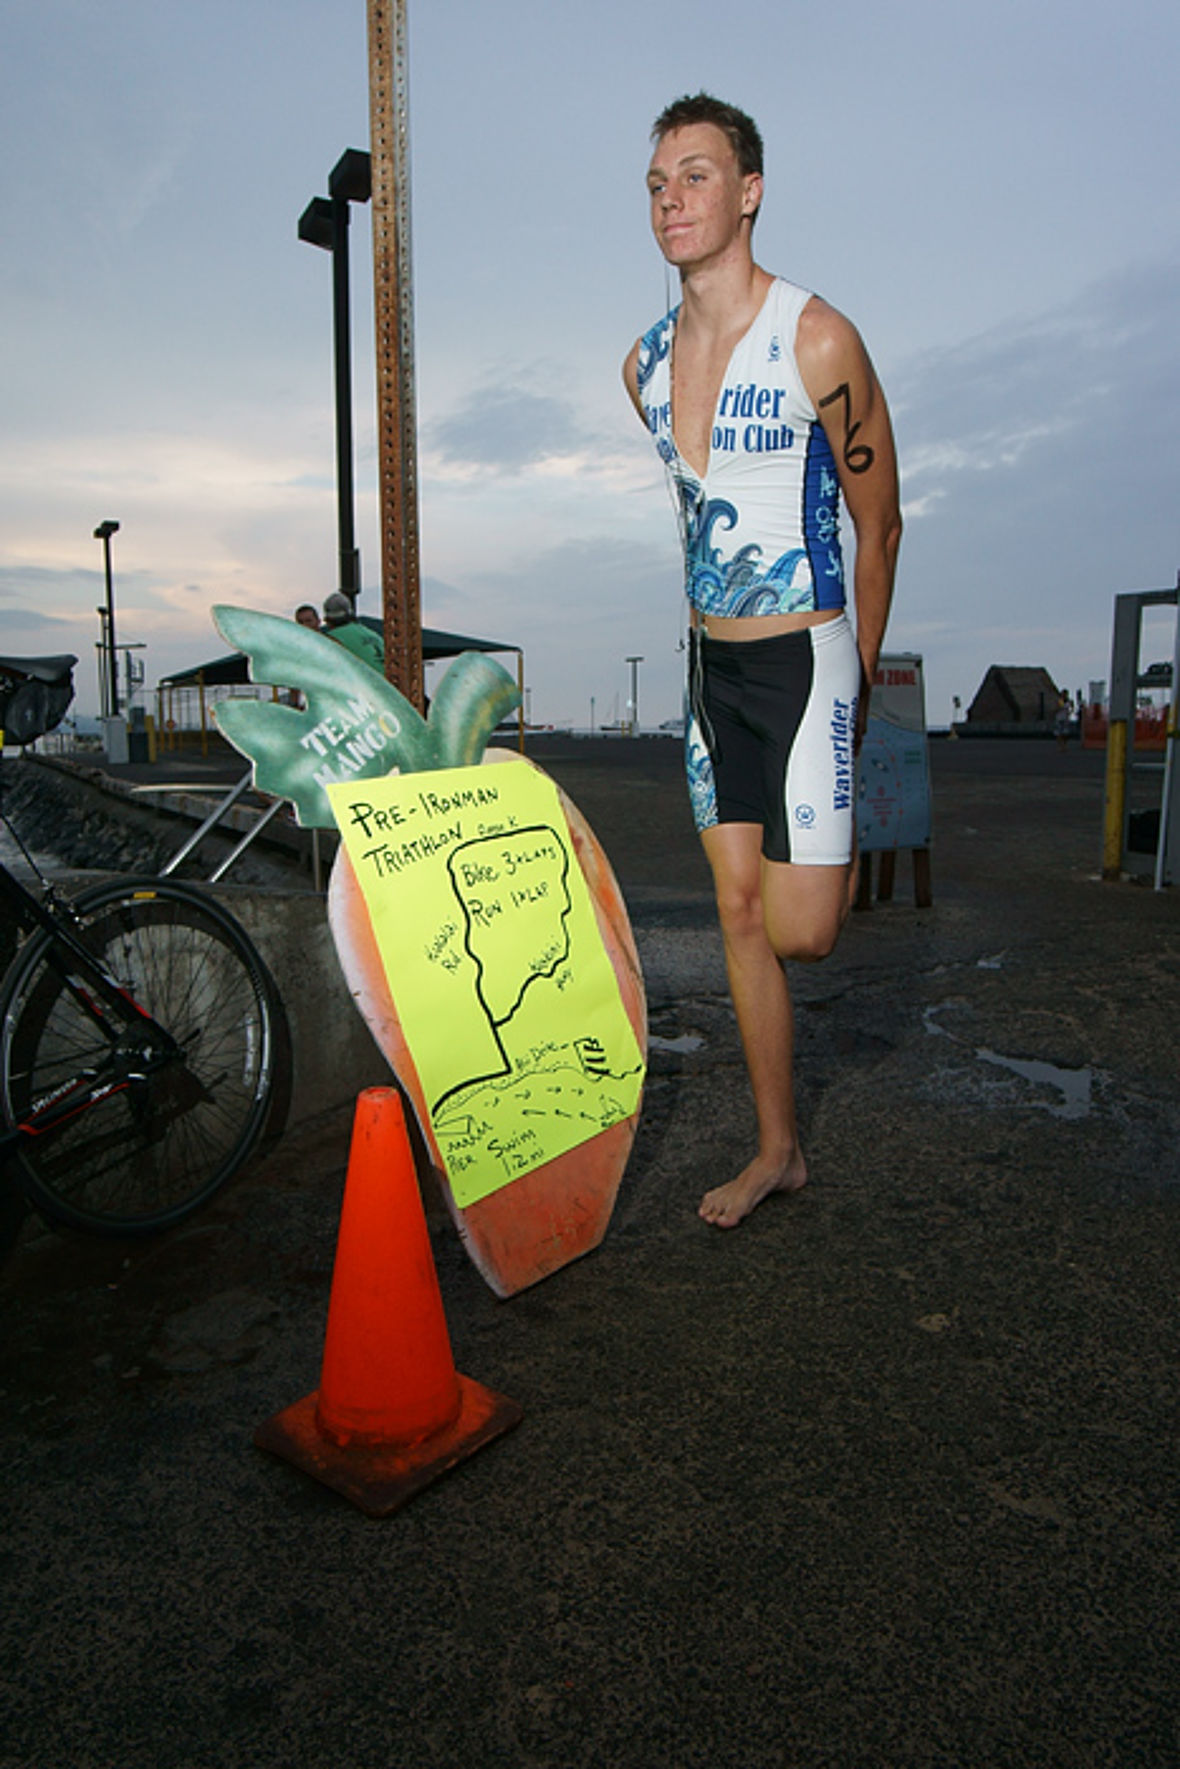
[0,877,276,1235]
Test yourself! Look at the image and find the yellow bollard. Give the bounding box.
[1102,718,1127,879]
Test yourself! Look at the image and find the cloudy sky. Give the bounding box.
[2,0,1178,729]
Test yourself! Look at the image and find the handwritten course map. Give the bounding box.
[327,763,645,1208]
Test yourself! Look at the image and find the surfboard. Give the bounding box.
[327,751,647,1297]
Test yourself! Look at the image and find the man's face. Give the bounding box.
[646,123,760,271]
[296,608,320,630]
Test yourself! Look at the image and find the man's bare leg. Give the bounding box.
[698,824,850,1228]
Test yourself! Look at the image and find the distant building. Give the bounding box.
[966,665,1061,728]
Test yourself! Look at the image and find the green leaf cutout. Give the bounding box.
[210,605,521,828]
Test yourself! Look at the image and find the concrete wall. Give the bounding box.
[207,883,391,1134]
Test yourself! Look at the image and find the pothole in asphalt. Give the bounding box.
[923,1001,1093,1119]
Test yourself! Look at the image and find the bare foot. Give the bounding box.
[699,1147,808,1229]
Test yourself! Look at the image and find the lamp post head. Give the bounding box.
[93,519,120,541]
[298,197,335,251]
[299,151,372,253]
[329,149,372,204]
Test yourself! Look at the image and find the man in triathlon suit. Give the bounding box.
[623,92,902,1229]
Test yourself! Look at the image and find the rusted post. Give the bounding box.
[1102,718,1128,879]
[367,0,423,711]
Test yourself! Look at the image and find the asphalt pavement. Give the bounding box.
[2,736,1178,1768]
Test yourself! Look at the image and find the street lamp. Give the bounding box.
[625,655,644,736]
[93,519,120,717]
[299,148,372,608]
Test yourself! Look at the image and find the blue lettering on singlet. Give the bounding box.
[707,419,796,456]
[711,386,794,458]
[741,422,794,453]
[717,385,789,422]
[636,314,673,395]
[803,427,845,607]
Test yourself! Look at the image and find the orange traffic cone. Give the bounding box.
[255,1087,522,1515]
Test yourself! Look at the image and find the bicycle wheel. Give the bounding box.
[0,878,276,1235]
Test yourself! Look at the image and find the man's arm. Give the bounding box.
[796,299,902,728]
[622,340,646,423]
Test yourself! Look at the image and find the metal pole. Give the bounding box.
[1101,720,1128,880]
[94,521,120,717]
[330,194,362,605]
[626,655,644,736]
[1102,592,1141,880]
[103,531,118,717]
[95,611,109,719]
[368,0,423,708]
[1153,584,1180,890]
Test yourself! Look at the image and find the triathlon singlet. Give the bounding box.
[635,278,846,618]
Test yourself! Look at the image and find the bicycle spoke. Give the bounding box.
[1,881,276,1234]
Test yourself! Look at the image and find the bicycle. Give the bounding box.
[0,653,278,1239]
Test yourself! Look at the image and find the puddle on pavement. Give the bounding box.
[648,1033,705,1055]
[975,1048,1092,1119]
[923,1002,1093,1119]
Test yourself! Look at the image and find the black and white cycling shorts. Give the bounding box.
[686,615,860,865]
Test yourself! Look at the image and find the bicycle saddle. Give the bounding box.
[0,654,78,683]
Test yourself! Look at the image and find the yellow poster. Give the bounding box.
[327,763,645,1207]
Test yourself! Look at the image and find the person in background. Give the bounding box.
[294,604,321,632]
[322,592,384,673]
[1054,690,1072,750]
